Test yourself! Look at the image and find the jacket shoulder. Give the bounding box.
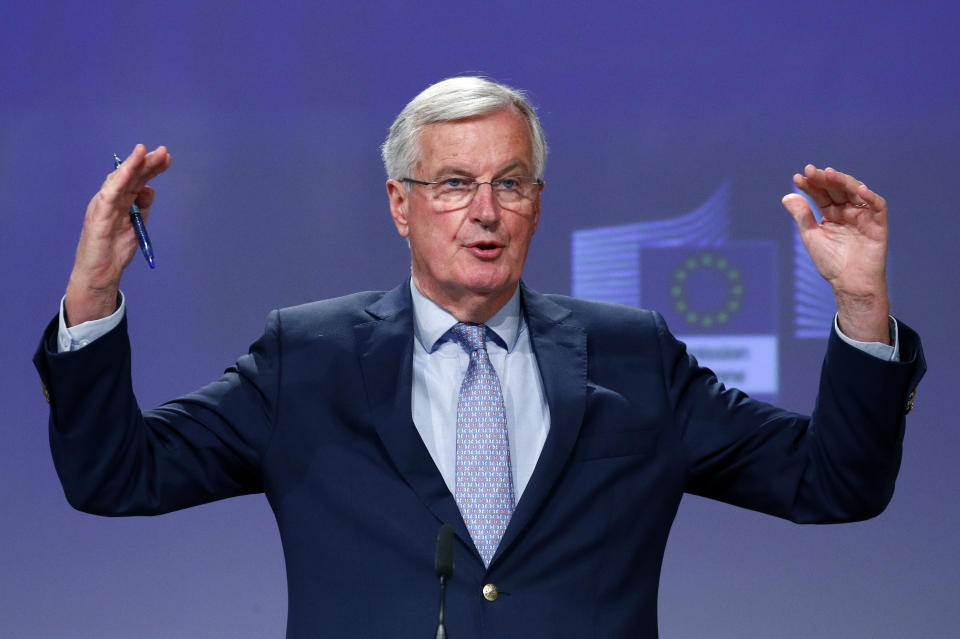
[271,290,389,340]
[535,292,663,337]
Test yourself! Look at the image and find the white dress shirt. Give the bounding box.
[409,281,550,501]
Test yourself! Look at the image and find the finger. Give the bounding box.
[127,145,171,192]
[823,167,868,206]
[101,145,148,204]
[142,145,171,175]
[104,145,170,207]
[817,167,853,205]
[793,170,833,209]
[131,160,169,226]
[104,144,146,188]
[802,164,849,207]
[856,183,887,217]
[135,185,156,213]
[781,193,818,234]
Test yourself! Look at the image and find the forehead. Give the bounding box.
[415,107,533,176]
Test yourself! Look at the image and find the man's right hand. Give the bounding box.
[64,144,172,326]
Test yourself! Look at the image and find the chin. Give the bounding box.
[459,269,516,296]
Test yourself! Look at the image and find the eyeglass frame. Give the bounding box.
[400,175,544,209]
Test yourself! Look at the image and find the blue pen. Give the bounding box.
[113,153,156,268]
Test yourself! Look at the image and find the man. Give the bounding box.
[35,77,925,637]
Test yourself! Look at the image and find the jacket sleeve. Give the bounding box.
[32,311,281,516]
[658,313,926,523]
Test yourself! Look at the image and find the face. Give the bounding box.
[386,107,542,320]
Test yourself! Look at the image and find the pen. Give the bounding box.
[113,153,156,268]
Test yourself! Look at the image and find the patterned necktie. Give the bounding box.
[452,322,515,567]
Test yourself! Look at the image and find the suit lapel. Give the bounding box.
[353,283,471,545]
[354,282,589,568]
[493,285,588,564]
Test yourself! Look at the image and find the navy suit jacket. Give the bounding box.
[34,282,925,638]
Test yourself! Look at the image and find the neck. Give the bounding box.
[412,276,516,324]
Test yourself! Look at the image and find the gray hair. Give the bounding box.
[381,76,547,180]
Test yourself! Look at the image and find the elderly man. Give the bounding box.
[35,77,924,638]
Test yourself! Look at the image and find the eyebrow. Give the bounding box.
[432,161,530,178]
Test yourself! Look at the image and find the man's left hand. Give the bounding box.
[782,165,891,344]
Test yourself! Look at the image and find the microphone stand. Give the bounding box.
[434,524,454,639]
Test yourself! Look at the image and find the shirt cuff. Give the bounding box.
[833,314,899,362]
[57,292,126,353]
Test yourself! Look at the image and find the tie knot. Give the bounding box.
[452,322,487,353]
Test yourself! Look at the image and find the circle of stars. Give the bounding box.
[670,252,744,328]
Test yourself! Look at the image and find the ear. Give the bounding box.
[386,179,410,238]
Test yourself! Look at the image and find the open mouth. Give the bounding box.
[467,242,504,259]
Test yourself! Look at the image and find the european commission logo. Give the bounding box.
[642,244,777,333]
[571,182,779,401]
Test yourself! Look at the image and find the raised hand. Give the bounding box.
[64,144,172,326]
[781,165,890,343]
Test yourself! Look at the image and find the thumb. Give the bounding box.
[781,193,818,234]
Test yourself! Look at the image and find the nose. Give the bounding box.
[470,182,501,228]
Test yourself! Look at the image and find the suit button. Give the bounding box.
[482,583,499,601]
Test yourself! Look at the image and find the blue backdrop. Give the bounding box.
[3,2,956,636]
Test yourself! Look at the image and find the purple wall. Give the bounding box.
[3,2,956,636]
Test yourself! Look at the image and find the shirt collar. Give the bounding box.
[410,279,522,353]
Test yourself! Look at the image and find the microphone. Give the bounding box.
[434,524,454,639]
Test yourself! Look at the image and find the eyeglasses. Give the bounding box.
[401,175,543,211]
